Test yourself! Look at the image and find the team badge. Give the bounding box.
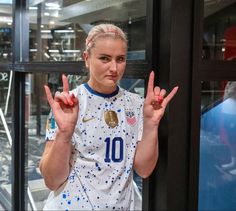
[104,110,118,128]
[125,110,137,126]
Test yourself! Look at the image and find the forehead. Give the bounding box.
[91,37,127,55]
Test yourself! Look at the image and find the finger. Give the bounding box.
[71,93,79,105]
[54,91,69,105]
[44,85,54,107]
[162,86,179,107]
[154,87,160,96]
[157,95,164,104]
[147,71,155,97]
[62,74,69,93]
[61,91,74,106]
[154,88,166,104]
[159,89,166,97]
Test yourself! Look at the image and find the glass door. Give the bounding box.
[24,0,148,209]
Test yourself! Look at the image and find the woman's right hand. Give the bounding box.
[44,74,79,138]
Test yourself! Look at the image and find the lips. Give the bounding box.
[106,75,118,80]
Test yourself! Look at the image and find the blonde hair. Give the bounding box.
[85,23,127,54]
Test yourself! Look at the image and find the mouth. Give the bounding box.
[106,75,118,80]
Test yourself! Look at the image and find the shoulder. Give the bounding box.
[120,87,144,107]
[69,84,87,97]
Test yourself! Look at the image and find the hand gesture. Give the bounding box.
[144,71,178,126]
[44,74,79,136]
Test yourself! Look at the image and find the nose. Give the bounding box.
[110,60,118,72]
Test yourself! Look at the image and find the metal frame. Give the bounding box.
[143,0,195,210]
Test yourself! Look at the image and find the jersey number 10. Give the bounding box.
[104,137,124,163]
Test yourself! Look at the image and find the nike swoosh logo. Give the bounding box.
[82,117,95,123]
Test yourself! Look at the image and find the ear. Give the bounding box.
[83,51,89,69]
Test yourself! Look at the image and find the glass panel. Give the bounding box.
[203,1,236,60]
[28,0,146,62]
[25,72,144,210]
[0,0,12,62]
[199,81,236,210]
[0,71,13,210]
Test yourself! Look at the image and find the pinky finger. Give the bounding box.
[162,86,179,107]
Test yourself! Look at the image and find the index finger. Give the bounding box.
[44,85,54,107]
[62,74,69,93]
[147,71,154,97]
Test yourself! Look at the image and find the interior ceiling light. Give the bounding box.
[29,6,37,10]
[45,2,61,10]
[54,29,74,33]
[0,17,12,23]
[0,0,12,4]
[128,17,132,24]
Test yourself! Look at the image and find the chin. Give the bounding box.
[105,80,118,86]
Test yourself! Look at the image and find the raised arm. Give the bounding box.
[39,74,79,190]
[133,71,178,178]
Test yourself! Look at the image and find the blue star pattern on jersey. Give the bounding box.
[44,83,143,210]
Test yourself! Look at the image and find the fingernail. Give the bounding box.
[71,93,75,98]
[157,96,163,103]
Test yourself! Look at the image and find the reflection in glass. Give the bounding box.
[199,81,236,210]
[203,0,236,60]
[0,1,12,62]
[0,71,13,210]
[25,73,144,209]
[28,0,146,62]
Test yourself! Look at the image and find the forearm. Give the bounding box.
[40,131,72,190]
[134,122,159,178]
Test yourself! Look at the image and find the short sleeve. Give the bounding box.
[45,110,57,141]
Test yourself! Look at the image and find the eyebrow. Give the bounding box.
[99,54,126,57]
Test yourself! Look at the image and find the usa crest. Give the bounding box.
[125,110,137,126]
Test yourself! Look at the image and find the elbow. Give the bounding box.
[138,171,153,179]
[39,161,63,191]
[135,168,154,179]
[44,179,61,191]
[141,174,150,179]
[43,173,65,190]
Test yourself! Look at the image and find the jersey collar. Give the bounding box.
[84,83,119,98]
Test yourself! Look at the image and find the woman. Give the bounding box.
[40,23,178,210]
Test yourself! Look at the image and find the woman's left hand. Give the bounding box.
[143,71,178,126]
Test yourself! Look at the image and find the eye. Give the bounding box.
[117,56,126,63]
[99,56,110,63]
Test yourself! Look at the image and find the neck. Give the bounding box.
[87,80,117,94]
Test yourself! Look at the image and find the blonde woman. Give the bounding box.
[40,23,178,210]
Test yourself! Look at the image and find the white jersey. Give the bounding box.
[44,83,144,210]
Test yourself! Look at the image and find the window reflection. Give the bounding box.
[203,0,236,60]
[199,81,236,210]
[25,73,144,209]
[0,71,13,210]
[0,1,12,62]
[28,0,146,62]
